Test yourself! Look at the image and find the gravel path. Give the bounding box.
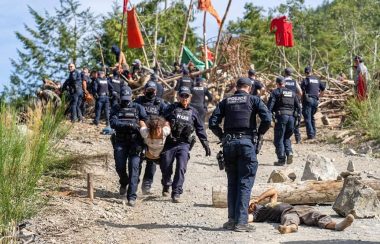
[26,122,380,244]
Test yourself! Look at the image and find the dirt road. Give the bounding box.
[26,122,380,244]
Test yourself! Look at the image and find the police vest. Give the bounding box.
[276,88,295,115]
[96,78,109,96]
[141,98,161,116]
[224,94,253,131]
[171,107,194,139]
[179,77,193,88]
[118,106,139,132]
[191,86,205,105]
[304,76,320,97]
[111,78,122,94]
[284,78,297,93]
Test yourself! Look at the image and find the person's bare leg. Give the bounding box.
[334,214,354,231]
[278,224,298,234]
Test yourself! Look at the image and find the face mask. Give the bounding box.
[146,91,155,99]
[121,100,130,108]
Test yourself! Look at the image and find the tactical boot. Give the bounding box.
[274,158,286,166]
[142,187,152,195]
[162,186,170,197]
[286,153,294,165]
[127,200,136,207]
[172,194,182,203]
[234,224,256,232]
[119,186,127,196]
[222,219,235,230]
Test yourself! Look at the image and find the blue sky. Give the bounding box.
[0,0,324,91]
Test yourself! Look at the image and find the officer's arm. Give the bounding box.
[319,80,326,97]
[266,92,276,113]
[137,104,148,122]
[163,104,174,121]
[205,88,213,103]
[193,109,208,142]
[255,97,272,135]
[110,106,123,130]
[295,96,302,115]
[159,100,168,115]
[61,80,68,92]
[208,100,225,140]
[93,80,98,92]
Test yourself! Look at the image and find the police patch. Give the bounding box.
[193,87,204,91]
[282,91,293,97]
[309,79,319,84]
[99,80,107,84]
[285,81,295,86]
[226,96,247,104]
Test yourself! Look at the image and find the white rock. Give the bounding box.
[301,154,338,181]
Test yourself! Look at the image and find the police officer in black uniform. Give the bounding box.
[161,86,210,203]
[62,63,83,122]
[110,86,148,207]
[80,67,91,116]
[134,81,167,194]
[248,69,264,96]
[149,73,164,99]
[301,66,325,139]
[267,76,302,166]
[93,71,112,126]
[209,77,272,232]
[190,77,213,125]
[174,68,193,98]
[283,68,303,143]
[109,67,127,107]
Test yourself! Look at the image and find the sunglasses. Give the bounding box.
[179,94,190,99]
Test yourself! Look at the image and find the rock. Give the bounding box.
[18,228,36,243]
[358,145,372,155]
[267,170,290,183]
[333,176,380,218]
[321,115,330,125]
[301,154,338,181]
[345,148,357,155]
[347,160,355,172]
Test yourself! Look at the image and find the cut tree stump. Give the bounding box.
[87,173,94,201]
[212,179,380,208]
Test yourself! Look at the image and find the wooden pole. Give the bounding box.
[213,0,233,67]
[203,12,209,70]
[96,38,106,71]
[178,0,194,64]
[119,6,127,66]
[153,7,160,66]
[87,173,94,201]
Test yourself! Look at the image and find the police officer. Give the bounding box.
[190,77,213,125]
[149,73,164,99]
[110,86,148,207]
[134,81,167,194]
[247,69,264,96]
[93,71,112,126]
[62,63,83,122]
[301,67,325,139]
[80,67,91,116]
[161,86,210,203]
[209,77,271,232]
[109,67,127,107]
[267,76,301,166]
[284,68,303,143]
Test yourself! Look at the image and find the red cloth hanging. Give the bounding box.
[127,8,144,49]
[270,16,294,47]
[123,0,129,13]
[198,0,221,26]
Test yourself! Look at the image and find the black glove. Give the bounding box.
[201,140,211,156]
[255,134,264,154]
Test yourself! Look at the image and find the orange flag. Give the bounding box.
[127,8,145,48]
[198,0,221,26]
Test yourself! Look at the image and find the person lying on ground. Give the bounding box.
[248,188,354,234]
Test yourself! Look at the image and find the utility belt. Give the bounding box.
[275,110,294,116]
[223,131,255,143]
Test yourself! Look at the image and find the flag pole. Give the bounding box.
[214,0,232,67]
[119,1,127,66]
[178,0,194,64]
[203,11,209,70]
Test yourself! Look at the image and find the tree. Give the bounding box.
[4,0,97,99]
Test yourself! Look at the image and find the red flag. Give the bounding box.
[198,0,221,26]
[127,8,144,48]
[270,16,294,47]
[123,0,128,13]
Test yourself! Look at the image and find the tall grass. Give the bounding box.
[345,88,380,141]
[0,103,68,236]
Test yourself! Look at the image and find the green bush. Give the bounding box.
[0,103,67,236]
[345,88,380,141]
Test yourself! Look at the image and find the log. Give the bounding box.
[212,179,380,208]
[87,173,94,201]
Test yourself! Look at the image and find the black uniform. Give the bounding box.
[190,83,213,124]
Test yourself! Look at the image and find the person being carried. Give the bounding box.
[248,188,355,234]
